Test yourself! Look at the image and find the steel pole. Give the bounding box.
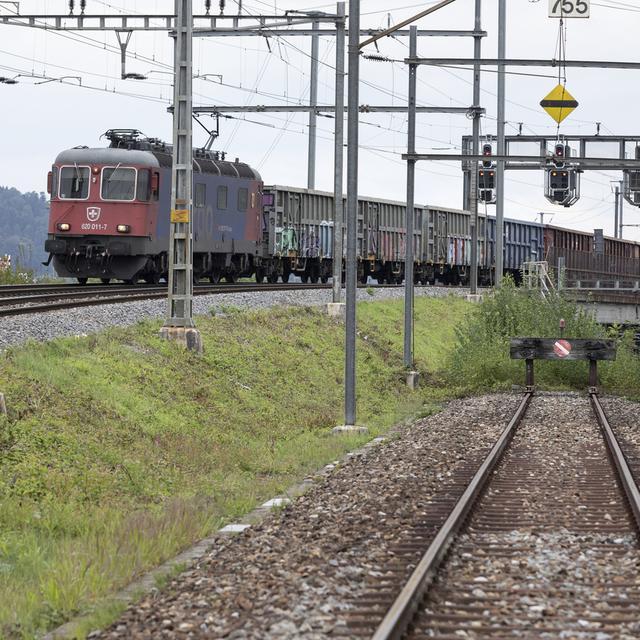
[345,0,359,426]
[404,26,417,369]
[332,3,346,304]
[469,0,482,295]
[495,0,505,287]
[619,183,624,238]
[614,186,620,238]
[161,0,201,352]
[308,20,319,189]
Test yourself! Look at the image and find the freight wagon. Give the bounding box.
[44,131,640,287]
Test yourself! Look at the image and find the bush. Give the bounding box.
[446,277,639,394]
[0,264,35,285]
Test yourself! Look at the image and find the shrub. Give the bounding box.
[446,277,639,393]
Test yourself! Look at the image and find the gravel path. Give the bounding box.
[93,393,519,639]
[0,286,465,350]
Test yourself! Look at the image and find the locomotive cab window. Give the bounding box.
[59,166,90,200]
[238,188,248,212]
[101,166,136,201]
[136,169,151,202]
[50,166,59,199]
[217,185,228,210]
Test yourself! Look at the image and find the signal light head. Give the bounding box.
[482,143,493,168]
[555,143,565,157]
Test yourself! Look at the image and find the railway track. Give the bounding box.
[0,282,402,317]
[341,392,640,639]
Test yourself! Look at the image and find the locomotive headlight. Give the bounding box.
[57,223,71,231]
[117,224,130,233]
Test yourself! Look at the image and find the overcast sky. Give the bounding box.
[1,0,639,240]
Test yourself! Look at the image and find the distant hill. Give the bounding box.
[0,186,51,274]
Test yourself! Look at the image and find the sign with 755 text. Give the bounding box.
[549,0,590,18]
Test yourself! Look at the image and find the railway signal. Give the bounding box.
[545,166,581,207]
[553,142,566,168]
[477,143,496,203]
[478,168,496,203]
[482,143,494,168]
[622,147,640,206]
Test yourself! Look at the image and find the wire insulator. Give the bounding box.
[80,0,86,14]
[205,0,211,14]
[219,0,225,15]
[69,0,74,15]
[362,54,389,63]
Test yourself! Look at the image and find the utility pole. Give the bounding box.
[331,2,346,306]
[334,0,362,432]
[469,0,482,297]
[160,0,202,352]
[614,185,620,238]
[619,181,624,238]
[403,26,418,384]
[308,19,320,189]
[495,0,506,287]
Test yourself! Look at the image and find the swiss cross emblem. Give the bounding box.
[87,207,101,222]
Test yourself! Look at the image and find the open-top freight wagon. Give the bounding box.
[44,131,640,287]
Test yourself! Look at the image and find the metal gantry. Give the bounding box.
[159,0,202,351]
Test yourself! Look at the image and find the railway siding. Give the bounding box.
[91,395,519,639]
[411,393,640,638]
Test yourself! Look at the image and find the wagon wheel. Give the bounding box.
[77,277,88,285]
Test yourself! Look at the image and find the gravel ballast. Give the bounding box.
[0,286,465,350]
[93,393,519,639]
[90,392,640,639]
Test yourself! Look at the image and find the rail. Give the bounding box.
[372,389,640,640]
[371,392,532,640]
[0,282,407,317]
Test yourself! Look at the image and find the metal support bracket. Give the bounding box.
[115,29,146,80]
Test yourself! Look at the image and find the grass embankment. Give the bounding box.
[0,294,468,639]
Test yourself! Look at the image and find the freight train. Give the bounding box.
[45,130,640,286]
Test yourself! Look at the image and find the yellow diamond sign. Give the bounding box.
[540,84,578,124]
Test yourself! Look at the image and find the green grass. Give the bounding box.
[0,295,468,638]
